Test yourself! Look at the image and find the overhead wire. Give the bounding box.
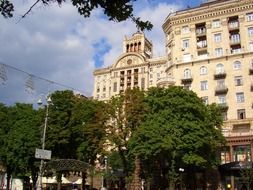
[0,62,88,96]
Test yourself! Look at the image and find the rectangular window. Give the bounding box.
[218,95,226,104]
[246,12,253,21]
[150,74,153,79]
[248,27,253,36]
[237,109,246,119]
[236,92,245,103]
[200,81,208,91]
[212,19,220,28]
[113,82,117,92]
[183,53,191,62]
[214,33,222,43]
[114,72,118,77]
[141,78,145,90]
[201,96,208,105]
[141,67,145,73]
[182,26,190,34]
[182,39,190,49]
[217,79,225,87]
[183,84,191,90]
[215,48,223,57]
[157,73,160,78]
[222,112,228,121]
[249,42,253,51]
[234,76,243,86]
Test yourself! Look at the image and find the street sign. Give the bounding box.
[35,148,52,160]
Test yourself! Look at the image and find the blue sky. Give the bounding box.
[0,0,203,105]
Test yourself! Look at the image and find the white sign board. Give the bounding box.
[35,148,52,160]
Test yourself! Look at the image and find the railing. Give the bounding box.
[215,85,228,95]
[197,41,207,49]
[214,71,226,79]
[156,76,176,87]
[222,129,253,137]
[196,28,206,35]
[228,21,239,29]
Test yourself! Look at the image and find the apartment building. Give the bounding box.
[93,0,253,189]
[162,0,253,189]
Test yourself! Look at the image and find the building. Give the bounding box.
[93,0,253,189]
[93,32,167,101]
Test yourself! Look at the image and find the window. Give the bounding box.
[200,66,207,75]
[103,86,106,92]
[97,88,100,93]
[215,48,223,57]
[200,81,208,91]
[249,42,253,51]
[236,92,245,103]
[234,76,243,86]
[212,19,220,28]
[183,84,191,90]
[248,27,253,36]
[233,145,251,162]
[233,61,241,70]
[216,63,224,74]
[113,82,117,92]
[182,26,190,34]
[237,109,246,119]
[150,68,153,72]
[183,54,191,62]
[114,72,118,77]
[182,39,190,49]
[150,74,153,79]
[202,96,208,105]
[222,112,227,121]
[246,12,253,21]
[141,67,145,73]
[217,79,225,87]
[218,95,226,104]
[157,73,160,78]
[141,78,145,90]
[214,33,222,43]
[184,69,191,79]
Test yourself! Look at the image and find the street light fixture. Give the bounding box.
[179,168,184,190]
[36,95,52,190]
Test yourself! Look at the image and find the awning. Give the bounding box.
[219,161,253,171]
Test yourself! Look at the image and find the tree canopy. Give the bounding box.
[0,0,153,31]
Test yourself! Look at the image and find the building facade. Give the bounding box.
[93,0,253,189]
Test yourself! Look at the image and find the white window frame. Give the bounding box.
[200,66,208,75]
[212,19,221,28]
[184,69,191,79]
[248,27,253,36]
[249,42,253,51]
[182,26,190,34]
[218,95,226,104]
[182,39,190,49]
[214,33,222,43]
[216,63,224,74]
[246,12,253,21]
[200,80,208,91]
[215,48,223,57]
[234,76,243,86]
[236,92,245,103]
[233,61,241,70]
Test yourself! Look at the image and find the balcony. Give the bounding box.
[228,21,239,30]
[222,129,253,138]
[215,85,228,95]
[157,76,176,87]
[196,28,206,36]
[230,38,240,45]
[181,76,193,84]
[197,40,207,50]
[214,71,226,79]
[218,103,229,111]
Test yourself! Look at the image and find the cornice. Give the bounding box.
[163,0,253,32]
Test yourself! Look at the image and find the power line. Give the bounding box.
[0,62,88,96]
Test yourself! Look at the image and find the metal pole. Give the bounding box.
[38,103,49,190]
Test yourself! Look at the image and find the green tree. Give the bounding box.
[1,0,152,31]
[128,86,225,190]
[105,88,147,189]
[0,103,41,190]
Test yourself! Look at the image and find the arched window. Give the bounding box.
[200,66,208,75]
[216,63,224,74]
[233,61,241,70]
[184,69,191,78]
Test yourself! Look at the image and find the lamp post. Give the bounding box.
[179,168,184,190]
[36,95,52,190]
[101,156,108,190]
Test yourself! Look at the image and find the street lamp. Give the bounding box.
[179,168,184,190]
[36,95,52,190]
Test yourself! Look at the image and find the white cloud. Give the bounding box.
[0,0,181,105]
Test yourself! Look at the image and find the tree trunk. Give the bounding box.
[6,172,11,190]
[82,172,86,190]
[129,157,142,190]
[56,172,62,190]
